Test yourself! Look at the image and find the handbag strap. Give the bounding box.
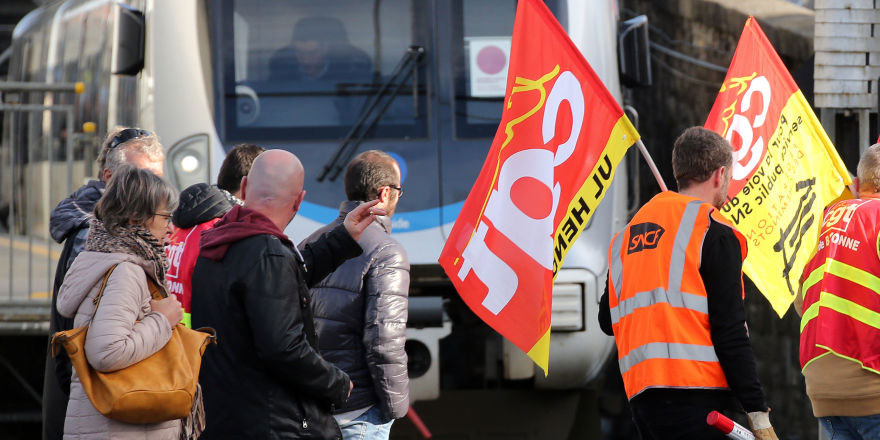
[144,274,168,300]
[91,264,167,316]
[52,263,120,354]
[51,264,174,356]
[88,264,120,321]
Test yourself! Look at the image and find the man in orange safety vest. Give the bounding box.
[599,127,777,439]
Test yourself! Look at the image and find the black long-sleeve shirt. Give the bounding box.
[599,219,768,413]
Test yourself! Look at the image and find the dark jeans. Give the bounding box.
[631,396,732,440]
[820,415,880,440]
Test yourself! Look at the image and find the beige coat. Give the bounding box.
[57,251,179,439]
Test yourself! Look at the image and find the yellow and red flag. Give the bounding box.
[438,0,639,373]
[704,17,850,317]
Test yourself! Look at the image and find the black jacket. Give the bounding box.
[304,201,410,420]
[599,219,768,413]
[192,216,361,440]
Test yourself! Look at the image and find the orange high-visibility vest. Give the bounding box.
[800,198,880,373]
[607,191,747,400]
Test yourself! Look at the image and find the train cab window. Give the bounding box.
[213,0,430,142]
[450,0,565,139]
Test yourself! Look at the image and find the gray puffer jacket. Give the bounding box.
[303,201,410,420]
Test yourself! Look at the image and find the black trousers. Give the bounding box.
[630,394,735,440]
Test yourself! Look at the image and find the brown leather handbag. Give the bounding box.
[52,264,216,424]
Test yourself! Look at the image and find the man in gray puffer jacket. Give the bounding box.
[303,150,410,440]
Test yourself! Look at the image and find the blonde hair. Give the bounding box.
[858,143,880,192]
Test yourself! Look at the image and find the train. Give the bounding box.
[0,0,651,436]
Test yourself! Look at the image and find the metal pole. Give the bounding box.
[635,139,668,192]
[859,109,870,155]
[6,110,13,300]
[66,109,74,200]
[0,104,73,112]
[0,81,84,94]
[26,111,34,300]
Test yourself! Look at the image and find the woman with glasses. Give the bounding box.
[56,165,196,439]
[44,126,167,440]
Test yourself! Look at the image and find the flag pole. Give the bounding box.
[636,139,668,192]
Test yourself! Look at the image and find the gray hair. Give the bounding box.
[858,143,880,193]
[97,126,164,179]
[94,164,178,234]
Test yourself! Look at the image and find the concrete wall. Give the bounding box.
[619,1,818,438]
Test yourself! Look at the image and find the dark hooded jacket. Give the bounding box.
[303,201,410,420]
[191,205,360,439]
[43,179,105,440]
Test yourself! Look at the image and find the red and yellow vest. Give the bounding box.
[800,198,880,373]
[607,191,747,400]
[165,219,221,328]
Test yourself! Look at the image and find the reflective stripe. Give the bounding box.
[610,288,709,324]
[800,301,819,332]
[610,200,707,323]
[610,232,624,294]
[666,201,703,302]
[799,258,880,332]
[618,342,719,374]
[801,264,825,294]
[802,291,880,333]
[825,258,880,291]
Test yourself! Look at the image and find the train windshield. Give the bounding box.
[212,0,430,142]
[208,0,567,227]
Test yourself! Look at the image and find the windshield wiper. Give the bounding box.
[317,45,425,182]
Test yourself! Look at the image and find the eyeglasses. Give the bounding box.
[153,212,173,227]
[108,128,151,150]
[387,185,403,198]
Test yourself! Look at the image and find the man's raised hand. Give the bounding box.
[344,200,386,242]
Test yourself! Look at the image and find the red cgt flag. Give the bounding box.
[438,0,639,373]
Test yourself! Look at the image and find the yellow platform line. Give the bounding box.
[0,236,62,259]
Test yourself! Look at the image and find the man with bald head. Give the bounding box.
[191,150,384,439]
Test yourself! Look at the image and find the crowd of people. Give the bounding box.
[38,124,880,440]
[42,127,410,440]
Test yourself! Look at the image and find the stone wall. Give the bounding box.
[618,1,818,438]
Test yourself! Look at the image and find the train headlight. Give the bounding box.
[167,134,210,190]
[179,155,200,173]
